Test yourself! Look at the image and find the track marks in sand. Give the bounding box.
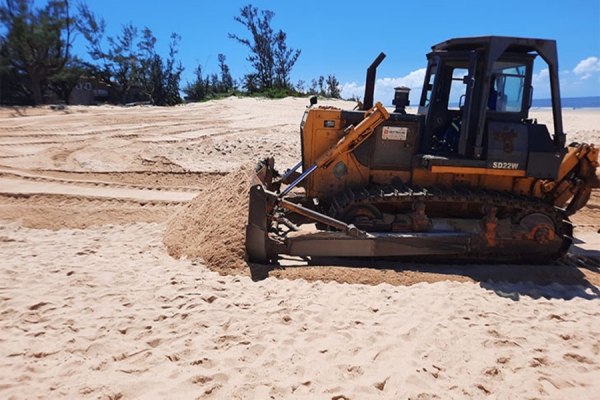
[1,100,306,184]
[0,101,300,174]
[0,178,194,203]
[0,169,233,229]
[0,169,203,192]
[1,222,600,398]
[0,193,183,229]
[0,167,225,187]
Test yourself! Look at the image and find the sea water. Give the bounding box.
[532,96,600,109]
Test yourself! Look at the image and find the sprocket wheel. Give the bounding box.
[338,204,382,230]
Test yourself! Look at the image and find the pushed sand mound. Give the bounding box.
[163,165,252,276]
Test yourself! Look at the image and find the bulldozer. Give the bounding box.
[246,36,599,264]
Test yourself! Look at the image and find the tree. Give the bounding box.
[229,5,274,89]
[74,2,101,53]
[310,75,325,96]
[183,54,235,102]
[136,29,183,106]
[48,57,88,104]
[77,5,183,106]
[76,3,138,103]
[0,0,74,105]
[106,23,138,103]
[218,53,234,93]
[229,4,300,91]
[273,30,300,90]
[295,79,306,94]
[307,75,340,98]
[242,73,259,93]
[0,33,30,104]
[325,74,341,98]
[182,64,208,101]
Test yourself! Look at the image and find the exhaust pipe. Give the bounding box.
[362,52,386,110]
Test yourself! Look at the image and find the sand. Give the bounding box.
[1,97,599,398]
[163,164,252,276]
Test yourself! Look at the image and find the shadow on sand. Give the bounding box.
[249,248,600,301]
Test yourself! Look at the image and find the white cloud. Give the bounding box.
[573,57,600,79]
[340,81,364,100]
[532,61,600,98]
[532,68,551,98]
[559,57,600,97]
[341,68,426,106]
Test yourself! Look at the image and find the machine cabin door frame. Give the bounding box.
[418,51,477,158]
[457,51,478,157]
[417,55,440,152]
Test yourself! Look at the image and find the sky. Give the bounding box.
[48,0,600,103]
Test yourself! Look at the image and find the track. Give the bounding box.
[320,184,574,261]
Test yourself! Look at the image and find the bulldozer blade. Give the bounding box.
[251,157,276,189]
[285,231,471,258]
[245,184,270,263]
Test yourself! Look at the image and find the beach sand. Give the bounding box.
[1,97,599,398]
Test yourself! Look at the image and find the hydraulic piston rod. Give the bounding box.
[280,102,390,197]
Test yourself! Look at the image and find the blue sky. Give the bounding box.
[65,0,600,103]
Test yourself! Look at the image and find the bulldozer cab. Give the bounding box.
[417,36,566,177]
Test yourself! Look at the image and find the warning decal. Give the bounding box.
[382,126,408,141]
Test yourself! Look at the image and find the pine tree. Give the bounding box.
[0,0,74,105]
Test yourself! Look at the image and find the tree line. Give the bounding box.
[0,1,342,106]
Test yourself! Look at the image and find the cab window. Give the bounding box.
[490,63,526,112]
[448,68,468,110]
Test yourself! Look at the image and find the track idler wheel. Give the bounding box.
[518,213,556,244]
[339,204,382,231]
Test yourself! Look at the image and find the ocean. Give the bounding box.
[532,96,600,109]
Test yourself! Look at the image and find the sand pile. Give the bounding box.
[163,164,252,276]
